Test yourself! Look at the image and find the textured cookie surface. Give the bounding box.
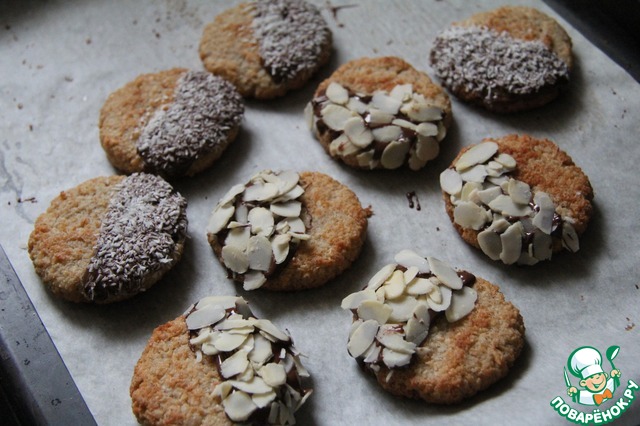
[28,173,188,303]
[131,296,311,425]
[307,56,451,170]
[130,316,231,426]
[207,171,370,291]
[430,6,572,113]
[199,0,332,99]
[374,278,525,404]
[441,134,593,265]
[99,68,244,178]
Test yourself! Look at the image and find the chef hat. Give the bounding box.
[568,346,604,379]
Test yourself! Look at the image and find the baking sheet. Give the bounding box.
[1,0,639,424]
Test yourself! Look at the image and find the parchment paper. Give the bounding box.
[1,1,639,424]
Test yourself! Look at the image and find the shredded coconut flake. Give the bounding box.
[137,71,244,176]
[430,25,569,103]
[252,0,331,83]
[84,173,188,302]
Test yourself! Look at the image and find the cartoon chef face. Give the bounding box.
[580,372,609,393]
[568,346,612,392]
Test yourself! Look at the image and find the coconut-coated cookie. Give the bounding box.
[28,173,187,303]
[306,56,452,171]
[199,0,332,99]
[130,296,311,425]
[430,6,572,113]
[342,251,525,404]
[99,68,244,178]
[440,134,594,265]
[206,170,370,291]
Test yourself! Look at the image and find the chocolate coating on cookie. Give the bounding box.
[430,6,572,113]
[84,173,188,302]
[253,0,332,83]
[199,0,332,99]
[99,69,243,178]
[137,71,244,177]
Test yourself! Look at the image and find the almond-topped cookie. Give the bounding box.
[430,6,572,113]
[99,68,244,178]
[440,134,594,265]
[342,250,525,404]
[130,296,311,425]
[206,170,370,291]
[199,0,332,99]
[306,56,452,171]
[28,173,188,303]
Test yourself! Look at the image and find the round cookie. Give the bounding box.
[199,0,332,99]
[28,173,188,303]
[430,6,572,113]
[99,68,244,178]
[306,56,452,171]
[206,170,370,291]
[342,251,525,404]
[440,134,594,265]
[130,296,311,425]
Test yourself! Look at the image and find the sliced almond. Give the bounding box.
[386,295,419,322]
[186,304,226,330]
[477,186,503,205]
[381,348,412,368]
[220,349,250,379]
[247,235,273,272]
[389,83,413,101]
[445,287,477,322]
[222,245,249,274]
[478,229,502,261]
[344,116,374,148]
[252,391,277,409]
[222,391,257,422]
[384,270,406,300]
[367,108,394,125]
[453,201,489,230]
[225,226,251,250]
[243,271,267,291]
[346,97,368,114]
[253,319,290,342]
[455,141,498,171]
[495,153,516,169]
[366,264,397,290]
[196,295,239,311]
[507,179,532,205]
[391,118,417,131]
[341,288,377,310]
[357,300,393,324]
[325,82,349,105]
[394,249,430,273]
[213,331,249,352]
[271,234,291,265]
[415,135,439,161]
[270,200,302,218]
[372,125,402,143]
[362,342,382,364]
[356,149,375,168]
[243,182,279,202]
[207,203,235,235]
[320,104,354,131]
[459,164,488,183]
[562,222,579,252]
[248,207,275,237]
[488,195,533,217]
[376,330,416,354]
[370,91,402,114]
[532,191,555,234]
[249,334,272,366]
[259,363,287,387]
[403,266,419,284]
[406,277,435,295]
[273,185,304,203]
[329,134,360,157]
[440,168,463,196]
[380,140,410,169]
[500,222,524,265]
[228,377,273,395]
[428,257,463,290]
[426,285,452,312]
[532,230,553,261]
[347,319,379,358]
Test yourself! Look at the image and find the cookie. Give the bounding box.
[430,6,572,113]
[305,56,452,171]
[130,296,312,425]
[342,250,525,404]
[99,68,244,178]
[199,0,332,99]
[440,134,593,265]
[206,170,370,291]
[28,173,188,303]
